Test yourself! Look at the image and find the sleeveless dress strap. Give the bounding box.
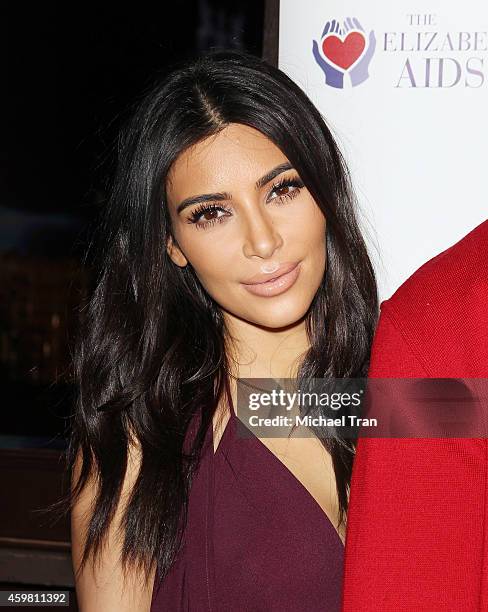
[223,373,236,420]
[200,374,237,611]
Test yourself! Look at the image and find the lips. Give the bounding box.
[242,262,299,285]
[241,263,301,298]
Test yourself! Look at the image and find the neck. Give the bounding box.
[223,312,310,381]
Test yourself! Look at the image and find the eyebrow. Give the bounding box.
[175,161,293,214]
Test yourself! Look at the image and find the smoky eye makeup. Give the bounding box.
[186,202,232,229]
[185,174,305,230]
[268,175,304,203]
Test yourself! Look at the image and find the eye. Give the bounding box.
[267,176,304,204]
[186,203,231,230]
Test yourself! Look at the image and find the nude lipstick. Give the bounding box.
[241,262,301,297]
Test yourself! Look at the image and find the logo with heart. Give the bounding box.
[312,18,377,89]
[322,32,366,71]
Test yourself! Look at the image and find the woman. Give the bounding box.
[67,49,378,611]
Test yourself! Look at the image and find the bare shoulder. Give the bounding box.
[71,440,156,611]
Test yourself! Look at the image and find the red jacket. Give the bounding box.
[342,220,488,611]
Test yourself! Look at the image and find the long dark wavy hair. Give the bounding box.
[50,48,378,591]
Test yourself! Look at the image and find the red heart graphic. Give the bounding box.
[322,32,366,70]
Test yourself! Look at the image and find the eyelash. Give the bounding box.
[186,176,305,230]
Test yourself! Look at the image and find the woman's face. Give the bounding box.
[166,123,326,330]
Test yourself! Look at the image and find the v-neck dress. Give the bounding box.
[150,384,345,611]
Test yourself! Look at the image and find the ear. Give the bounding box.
[166,235,188,267]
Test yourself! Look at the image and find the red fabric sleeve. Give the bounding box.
[341,306,487,611]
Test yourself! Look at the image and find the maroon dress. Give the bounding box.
[150,383,344,611]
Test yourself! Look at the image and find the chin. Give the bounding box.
[245,300,312,330]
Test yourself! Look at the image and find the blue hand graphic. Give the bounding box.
[342,17,376,87]
[312,19,344,89]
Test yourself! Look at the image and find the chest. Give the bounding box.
[261,433,345,543]
[213,413,346,544]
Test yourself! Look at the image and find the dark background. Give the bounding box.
[2,1,265,244]
[1,1,268,449]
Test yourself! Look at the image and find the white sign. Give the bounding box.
[279,0,488,299]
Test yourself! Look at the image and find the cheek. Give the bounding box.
[182,235,234,288]
[288,198,326,250]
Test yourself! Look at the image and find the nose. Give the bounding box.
[241,207,284,260]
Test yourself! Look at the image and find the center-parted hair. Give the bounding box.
[51,48,378,589]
